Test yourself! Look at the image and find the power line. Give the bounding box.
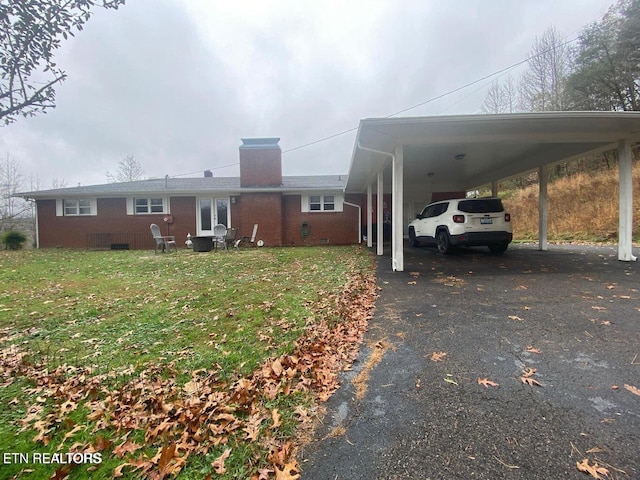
[282,34,583,155]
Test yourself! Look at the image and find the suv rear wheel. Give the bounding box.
[436,229,452,254]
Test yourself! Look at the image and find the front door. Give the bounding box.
[198,198,230,235]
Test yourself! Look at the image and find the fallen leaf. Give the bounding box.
[444,377,458,385]
[521,377,542,386]
[477,378,499,388]
[624,384,640,396]
[525,346,541,354]
[576,458,610,479]
[211,448,232,474]
[407,281,417,285]
[275,460,300,480]
[508,315,523,321]
[586,446,606,454]
[520,367,542,387]
[158,443,177,478]
[430,351,447,362]
[270,409,282,429]
[113,441,143,459]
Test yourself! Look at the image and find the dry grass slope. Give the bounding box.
[503,161,640,242]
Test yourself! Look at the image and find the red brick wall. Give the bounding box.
[239,147,282,187]
[36,197,197,249]
[234,193,283,246]
[36,192,363,249]
[282,195,360,246]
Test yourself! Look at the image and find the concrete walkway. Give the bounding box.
[300,244,639,479]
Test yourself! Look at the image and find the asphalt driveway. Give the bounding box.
[300,243,640,479]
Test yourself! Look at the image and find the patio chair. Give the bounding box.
[233,224,258,251]
[224,227,237,250]
[213,224,228,251]
[150,223,177,253]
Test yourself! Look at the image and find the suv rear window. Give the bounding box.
[457,199,504,213]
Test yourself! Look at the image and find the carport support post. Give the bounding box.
[538,165,548,251]
[392,145,404,272]
[491,181,498,198]
[618,139,637,261]
[367,184,373,248]
[377,171,384,256]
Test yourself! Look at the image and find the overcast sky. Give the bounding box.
[1,0,615,189]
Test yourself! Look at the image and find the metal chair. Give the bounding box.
[233,224,258,251]
[224,227,237,250]
[150,223,177,253]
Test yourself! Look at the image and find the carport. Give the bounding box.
[346,112,640,272]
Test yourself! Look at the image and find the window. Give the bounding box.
[63,199,94,216]
[305,194,342,212]
[309,195,321,211]
[135,197,165,214]
[323,195,335,211]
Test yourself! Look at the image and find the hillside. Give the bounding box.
[502,160,640,243]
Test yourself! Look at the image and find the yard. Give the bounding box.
[0,247,377,479]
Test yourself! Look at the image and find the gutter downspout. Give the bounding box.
[33,200,39,249]
[357,142,395,165]
[343,201,362,243]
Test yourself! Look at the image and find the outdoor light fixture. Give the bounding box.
[455,153,466,161]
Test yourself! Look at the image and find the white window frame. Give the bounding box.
[126,197,168,215]
[301,193,343,212]
[56,199,97,216]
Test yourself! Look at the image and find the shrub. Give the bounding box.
[1,230,27,250]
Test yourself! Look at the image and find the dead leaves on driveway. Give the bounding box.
[576,458,610,479]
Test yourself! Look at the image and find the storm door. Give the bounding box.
[197,198,229,235]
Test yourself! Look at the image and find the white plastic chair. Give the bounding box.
[150,223,177,253]
[213,224,228,251]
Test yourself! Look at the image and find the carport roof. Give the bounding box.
[346,111,640,193]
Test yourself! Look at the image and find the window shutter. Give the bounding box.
[126,197,134,215]
[56,199,63,216]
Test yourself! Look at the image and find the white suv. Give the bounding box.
[408,198,512,254]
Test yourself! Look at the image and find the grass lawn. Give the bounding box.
[0,246,376,479]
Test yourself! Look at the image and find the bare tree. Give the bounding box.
[51,177,68,189]
[519,26,573,111]
[0,0,125,125]
[0,153,30,229]
[480,75,519,113]
[106,154,145,183]
[481,81,504,114]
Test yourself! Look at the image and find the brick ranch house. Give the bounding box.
[20,138,376,250]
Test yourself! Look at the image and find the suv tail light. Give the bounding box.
[453,215,465,223]
[504,213,511,222]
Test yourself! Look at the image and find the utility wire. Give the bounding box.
[283,34,583,155]
[171,30,588,172]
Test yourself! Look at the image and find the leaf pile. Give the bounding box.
[2,254,378,479]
